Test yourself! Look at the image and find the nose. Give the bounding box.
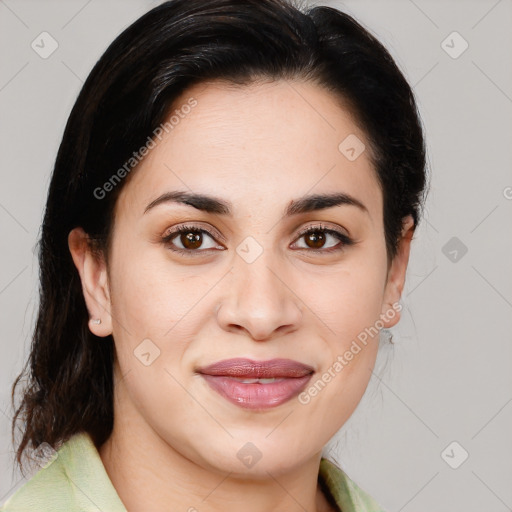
[215,255,303,341]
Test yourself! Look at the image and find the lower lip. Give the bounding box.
[199,374,313,409]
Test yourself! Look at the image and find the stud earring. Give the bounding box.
[91,318,101,325]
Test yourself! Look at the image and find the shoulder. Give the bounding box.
[1,432,126,512]
[1,440,78,512]
[319,457,387,512]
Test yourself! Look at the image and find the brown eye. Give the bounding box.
[292,225,354,254]
[162,224,222,255]
[303,230,327,249]
[179,230,203,250]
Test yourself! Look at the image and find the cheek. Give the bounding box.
[107,241,218,381]
[108,236,193,333]
[294,248,387,418]
[308,253,388,341]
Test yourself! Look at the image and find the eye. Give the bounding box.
[291,224,354,254]
[162,224,224,256]
[161,222,354,257]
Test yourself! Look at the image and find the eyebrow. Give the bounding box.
[144,190,369,217]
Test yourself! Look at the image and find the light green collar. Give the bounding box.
[318,457,385,511]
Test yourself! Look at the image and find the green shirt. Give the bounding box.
[1,432,385,511]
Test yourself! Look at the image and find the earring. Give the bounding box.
[389,332,394,344]
[91,318,101,325]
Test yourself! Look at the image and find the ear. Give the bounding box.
[380,215,415,328]
[68,227,113,337]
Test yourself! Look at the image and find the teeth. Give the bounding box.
[233,377,278,384]
[257,378,277,384]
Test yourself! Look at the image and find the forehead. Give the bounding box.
[116,79,382,223]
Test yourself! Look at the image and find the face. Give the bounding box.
[70,79,413,476]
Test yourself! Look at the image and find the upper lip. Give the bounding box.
[196,358,314,378]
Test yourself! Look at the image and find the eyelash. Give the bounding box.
[161,223,354,257]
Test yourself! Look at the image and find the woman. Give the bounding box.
[2,0,428,510]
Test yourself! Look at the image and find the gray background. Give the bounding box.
[1,0,511,510]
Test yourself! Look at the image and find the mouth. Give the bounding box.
[196,358,314,410]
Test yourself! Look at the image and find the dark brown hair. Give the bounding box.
[10,0,428,474]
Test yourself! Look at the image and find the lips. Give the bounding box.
[197,357,314,378]
[196,358,314,409]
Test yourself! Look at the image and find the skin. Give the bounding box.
[69,78,415,512]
